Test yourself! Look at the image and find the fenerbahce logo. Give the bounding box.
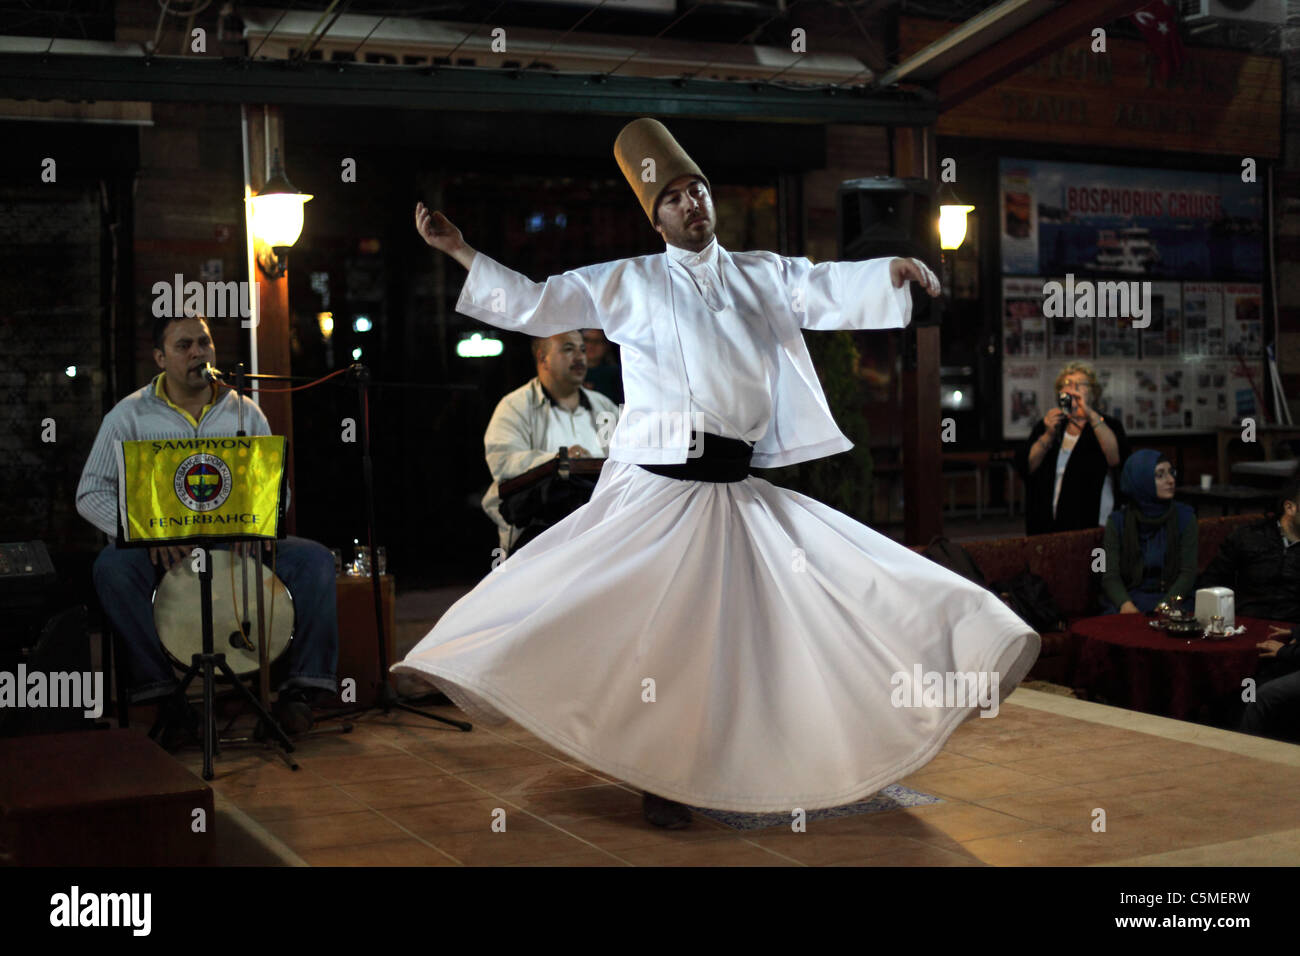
[174,453,233,512]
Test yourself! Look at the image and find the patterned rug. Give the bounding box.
[1019,680,1078,697]
[690,784,941,831]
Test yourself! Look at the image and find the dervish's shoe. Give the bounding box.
[642,791,693,829]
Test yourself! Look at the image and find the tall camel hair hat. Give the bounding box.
[613,118,711,225]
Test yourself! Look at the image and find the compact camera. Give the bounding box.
[1057,392,1074,413]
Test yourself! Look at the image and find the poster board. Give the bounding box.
[999,158,1265,440]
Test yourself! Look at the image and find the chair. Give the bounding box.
[941,460,983,520]
[100,625,132,729]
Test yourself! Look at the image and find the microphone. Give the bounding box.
[201,363,225,382]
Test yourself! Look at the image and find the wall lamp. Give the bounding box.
[247,150,312,278]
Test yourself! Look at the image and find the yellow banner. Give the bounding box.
[116,436,286,542]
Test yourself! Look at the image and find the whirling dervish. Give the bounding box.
[395,118,1039,828]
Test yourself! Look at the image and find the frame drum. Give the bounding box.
[152,550,294,676]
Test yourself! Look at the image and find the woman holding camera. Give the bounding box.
[1099,449,1198,614]
[1014,362,1129,536]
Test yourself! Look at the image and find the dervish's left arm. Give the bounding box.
[775,255,941,331]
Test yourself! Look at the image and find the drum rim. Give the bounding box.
[151,549,295,673]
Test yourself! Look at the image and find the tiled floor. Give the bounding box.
[174,688,1300,866]
[181,561,1297,866]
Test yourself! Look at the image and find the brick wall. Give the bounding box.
[0,184,103,550]
[132,102,247,383]
[804,124,892,263]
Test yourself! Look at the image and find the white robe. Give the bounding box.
[394,240,1040,813]
[450,238,914,466]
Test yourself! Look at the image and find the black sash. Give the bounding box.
[637,432,753,483]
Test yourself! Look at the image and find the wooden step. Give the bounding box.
[0,729,213,865]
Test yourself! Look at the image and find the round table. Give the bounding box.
[1071,614,1289,722]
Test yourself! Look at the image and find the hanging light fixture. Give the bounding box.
[247,149,313,278]
[937,182,975,251]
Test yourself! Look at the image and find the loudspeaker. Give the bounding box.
[837,177,941,326]
[0,606,93,736]
[0,541,57,654]
[332,574,395,708]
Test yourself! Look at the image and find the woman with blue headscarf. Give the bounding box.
[1100,450,1198,614]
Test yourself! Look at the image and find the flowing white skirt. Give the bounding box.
[394,460,1039,813]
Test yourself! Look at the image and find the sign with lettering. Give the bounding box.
[1000,158,1264,279]
[115,436,286,542]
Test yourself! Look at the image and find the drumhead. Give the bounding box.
[152,549,294,677]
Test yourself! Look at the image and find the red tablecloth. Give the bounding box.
[1072,614,1288,721]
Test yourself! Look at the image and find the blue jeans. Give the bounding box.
[94,537,338,702]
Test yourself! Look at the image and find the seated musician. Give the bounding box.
[482,331,620,555]
[75,312,338,736]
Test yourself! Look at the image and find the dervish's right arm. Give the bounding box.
[416,203,600,335]
[457,254,600,336]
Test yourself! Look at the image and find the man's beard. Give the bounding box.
[673,216,712,248]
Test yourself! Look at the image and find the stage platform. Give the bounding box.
[157,687,1300,867]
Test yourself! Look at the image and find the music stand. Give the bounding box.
[116,434,297,780]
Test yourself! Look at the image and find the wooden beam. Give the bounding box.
[837,0,895,74]
[895,125,943,546]
[937,0,1147,112]
[0,53,937,126]
[245,105,298,534]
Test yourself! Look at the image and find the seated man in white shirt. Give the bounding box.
[482,331,621,556]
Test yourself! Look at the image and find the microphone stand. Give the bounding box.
[227,363,469,734]
[320,364,469,732]
[233,363,270,712]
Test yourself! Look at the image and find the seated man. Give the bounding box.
[1199,480,1300,740]
[481,330,620,556]
[1239,624,1300,742]
[1199,480,1300,621]
[76,312,338,736]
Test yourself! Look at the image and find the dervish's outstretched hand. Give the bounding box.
[890,257,941,297]
[415,202,476,269]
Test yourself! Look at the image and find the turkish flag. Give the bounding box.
[1131,0,1185,81]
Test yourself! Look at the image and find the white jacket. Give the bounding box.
[456,244,912,467]
[481,377,620,554]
